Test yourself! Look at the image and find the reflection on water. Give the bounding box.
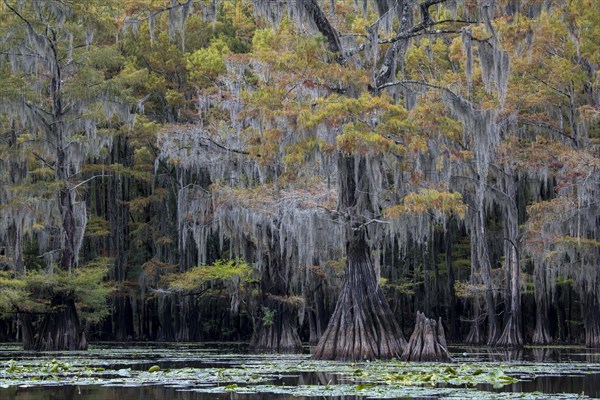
[452,345,600,363]
[3,343,600,400]
[481,373,600,398]
[0,386,370,400]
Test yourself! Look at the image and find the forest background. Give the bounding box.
[0,0,598,358]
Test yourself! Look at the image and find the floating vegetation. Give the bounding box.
[2,344,600,399]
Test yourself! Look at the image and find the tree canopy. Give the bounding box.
[0,0,599,356]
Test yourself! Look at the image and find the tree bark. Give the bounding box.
[496,175,523,347]
[465,299,485,345]
[473,207,499,345]
[401,312,451,362]
[306,269,327,346]
[113,294,135,341]
[582,291,600,348]
[251,295,303,353]
[33,297,87,351]
[444,227,460,340]
[299,0,343,58]
[157,295,176,341]
[250,223,303,353]
[532,263,552,344]
[19,313,35,350]
[465,226,486,345]
[313,155,406,360]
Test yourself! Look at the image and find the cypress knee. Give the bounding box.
[401,312,451,362]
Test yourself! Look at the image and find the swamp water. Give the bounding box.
[2,343,600,399]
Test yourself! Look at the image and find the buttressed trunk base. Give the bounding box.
[313,230,406,360]
[24,297,87,351]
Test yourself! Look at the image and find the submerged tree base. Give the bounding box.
[250,295,303,353]
[313,234,406,360]
[23,297,87,351]
[401,312,451,362]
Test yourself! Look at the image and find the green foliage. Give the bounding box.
[29,259,111,322]
[0,258,111,323]
[0,272,28,316]
[384,190,466,219]
[148,365,161,373]
[168,258,254,291]
[379,278,419,296]
[187,38,230,88]
[85,215,111,238]
[261,306,275,327]
[252,28,274,53]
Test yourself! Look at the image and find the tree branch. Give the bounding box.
[298,0,344,63]
[377,79,459,98]
[70,174,111,191]
[3,0,35,31]
[200,135,252,156]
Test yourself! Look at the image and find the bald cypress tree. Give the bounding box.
[0,0,128,350]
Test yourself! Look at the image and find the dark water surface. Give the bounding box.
[2,343,600,399]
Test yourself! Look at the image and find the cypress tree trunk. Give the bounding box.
[251,295,303,353]
[444,228,460,340]
[19,314,35,350]
[465,235,485,345]
[532,264,552,344]
[495,238,523,347]
[34,297,87,351]
[251,234,302,353]
[496,175,523,347]
[465,299,484,345]
[476,209,499,346]
[401,312,451,362]
[306,269,327,346]
[113,295,135,341]
[157,295,176,341]
[313,155,406,360]
[582,291,600,348]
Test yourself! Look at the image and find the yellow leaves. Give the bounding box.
[252,28,275,53]
[336,123,398,156]
[527,197,572,227]
[454,281,484,300]
[501,135,599,187]
[526,196,600,260]
[296,92,415,156]
[384,189,466,219]
[168,258,253,291]
[9,260,113,320]
[241,86,286,115]
[299,92,406,129]
[296,92,426,157]
[405,38,452,81]
[409,102,463,141]
[244,127,283,164]
[495,14,535,54]
[555,236,600,248]
[134,146,155,166]
[165,89,184,108]
[126,189,168,212]
[283,137,327,168]
[222,0,255,40]
[111,163,153,182]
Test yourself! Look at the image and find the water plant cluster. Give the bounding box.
[1,345,600,399]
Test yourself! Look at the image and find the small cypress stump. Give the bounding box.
[401,312,451,362]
